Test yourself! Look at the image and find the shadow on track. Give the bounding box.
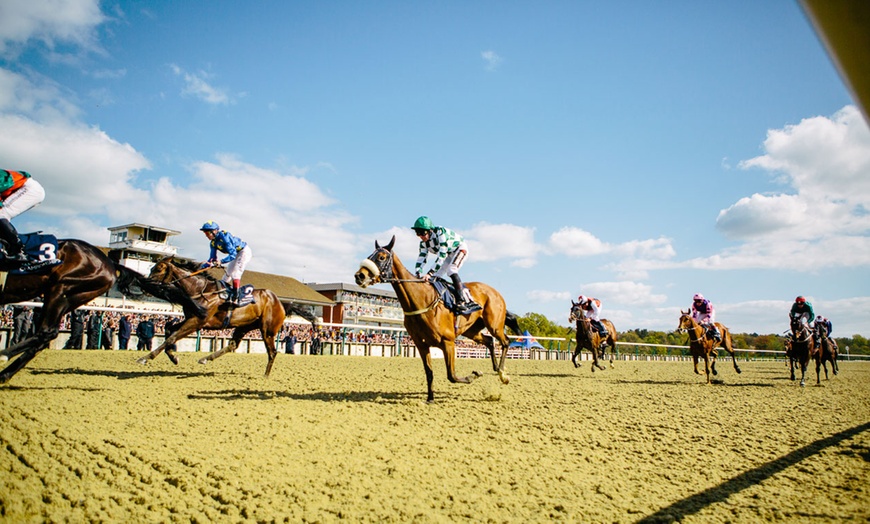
[637,421,870,523]
[187,389,426,403]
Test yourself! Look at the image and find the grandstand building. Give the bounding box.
[307,283,403,327]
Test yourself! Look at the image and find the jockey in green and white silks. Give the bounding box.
[411,216,477,310]
[0,169,46,263]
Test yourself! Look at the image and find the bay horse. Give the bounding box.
[814,320,838,384]
[676,311,742,384]
[354,236,522,403]
[568,300,617,371]
[0,239,190,384]
[136,256,316,377]
[788,317,816,387]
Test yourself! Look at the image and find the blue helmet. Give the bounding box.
[200,221,220,231]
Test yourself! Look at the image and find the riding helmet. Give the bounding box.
[201,221,220,231]
[693,293,704,301]
[795,296,806,303]
[412,216,434,232]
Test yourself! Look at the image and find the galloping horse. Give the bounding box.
[676,311,741,384]
[354,236,522,403]
[136,256,316,377]
[814,320,838,383]
[788,317,817,387]
[568,301,617,371]
[0,239,176,383]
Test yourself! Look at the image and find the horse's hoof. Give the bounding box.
[498,371,510,384]
[168,355,178,365]
[0,355,7,363]
[198,358,209,365]
[135,358,148,365]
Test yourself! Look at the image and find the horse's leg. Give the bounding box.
[710,348,719,377]
[789,357,796,381]
[262,329,280,378]
[692,354,701,375]
[0,326,58,384]
[198,340,239,365]
[442,340,482,386]
[799,356,808,387]
[137,319,201,366]
[419,347,436,403]
[815,353,822,385]
[572,349,580,368]
[703,353,712,384]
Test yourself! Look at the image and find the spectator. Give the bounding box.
[86,311,102,349]
[118,314,133,350]
[11,305,32,346]
[284,329,297,355]
[310,330,322,355]
[136,315,155,351]
[102,315,116,350]
[63,310,85,349]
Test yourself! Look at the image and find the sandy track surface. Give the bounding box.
[1,350,868,523]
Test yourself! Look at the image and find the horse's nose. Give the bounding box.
[354,270,365,286]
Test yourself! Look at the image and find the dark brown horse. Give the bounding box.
[0,239,176,383]
[568,301,617,371]
[814,320,838,384]
[788,317,816,387]
[354,236,522,403]
[136,256,315,377]
[676,311,742,384]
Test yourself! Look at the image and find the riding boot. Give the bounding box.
[450,273,477,310]
[225,286,238,305]
[0,218,28,262]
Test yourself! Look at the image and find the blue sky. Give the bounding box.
[1,0,868,337]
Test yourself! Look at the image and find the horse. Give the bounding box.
[354,236,522,403]
[0,239,184,384]
[814,320,838,383]
[568,301,617,371]
[676,311,742,384]
[135,256,316,377]
[788,317,817,387]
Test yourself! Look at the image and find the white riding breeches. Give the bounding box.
[223,245,252,282]
[0,179,45,220]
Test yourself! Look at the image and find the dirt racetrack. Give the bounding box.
[1,350,868,523]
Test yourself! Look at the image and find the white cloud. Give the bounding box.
[170,64,232,105]
[718,105,870,244]
[481,50,502,72]
[465,222,538,267]
[0,0,105,56]
[548,226,609,256]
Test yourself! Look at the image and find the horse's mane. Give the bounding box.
[114,264,208,319]
[170,257,222,285]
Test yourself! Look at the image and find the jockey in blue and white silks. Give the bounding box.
[200,220,252,305]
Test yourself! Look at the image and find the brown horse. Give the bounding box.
[788,317,817,387]
[0,239,181,383]
[354,236,522,403]
[135,256,316,377]
[676,311,741,384]
[568,301,617,371]
[813,320,838,384]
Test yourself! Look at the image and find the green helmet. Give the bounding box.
[412,216,434,231]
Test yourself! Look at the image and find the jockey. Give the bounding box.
[411,215,479,312]
[789,296,814,332]
[0,169,46,263]
[576,295,608,338]
[199,221,252,306]
[690,293,721,342]
[813,315,837,350]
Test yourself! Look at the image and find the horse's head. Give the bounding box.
[354,236,396,288]
[568,300,583,323]
[676,309,694,332]
[148,256,177,284]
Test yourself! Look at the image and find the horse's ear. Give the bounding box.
[681,309,688,315]
[375,240,380,249]
[386,235,395,251]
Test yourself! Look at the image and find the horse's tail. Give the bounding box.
[282,301,318,328]
[113,264,208,319]
[504,310,523,336]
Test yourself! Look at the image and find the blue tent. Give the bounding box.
[509,330,545,350]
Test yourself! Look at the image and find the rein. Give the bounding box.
[364,248,438,316]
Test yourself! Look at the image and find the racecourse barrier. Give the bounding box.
[3,302,868,362]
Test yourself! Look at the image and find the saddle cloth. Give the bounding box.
[6,233,63,274]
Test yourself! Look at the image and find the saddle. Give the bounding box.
[220,281,255,307]
[1,233,63,274]
[430,278,481,315]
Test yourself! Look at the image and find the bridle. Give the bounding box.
[677,315,705,343]
[358,247,439,315]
